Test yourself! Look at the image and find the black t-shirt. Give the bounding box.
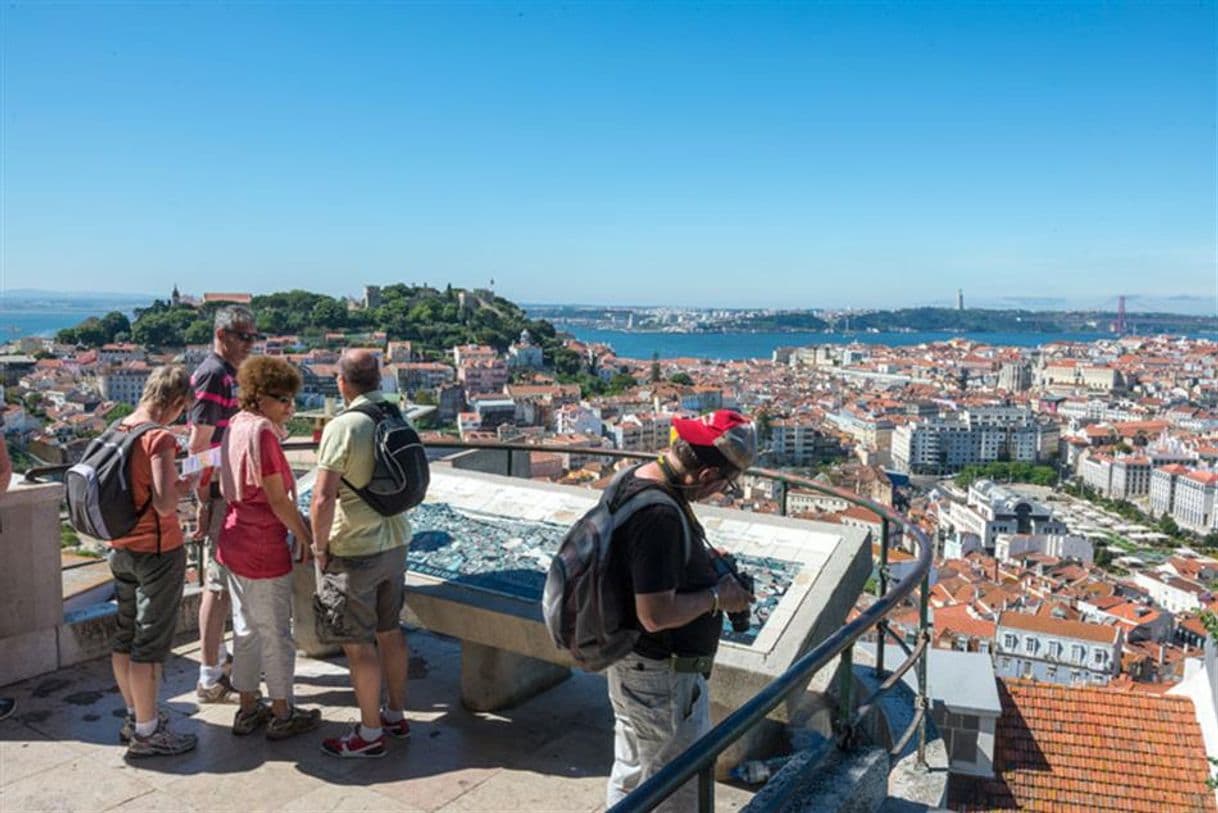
[188,352,238,446]
[608,468,723,660]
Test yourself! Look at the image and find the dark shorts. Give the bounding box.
[314,545,407,644]
[110,545,187,663]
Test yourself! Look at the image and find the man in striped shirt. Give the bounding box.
[189,304,258,702]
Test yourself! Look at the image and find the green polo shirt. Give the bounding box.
[316,391,411,557]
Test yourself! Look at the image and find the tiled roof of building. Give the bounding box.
[949,678,1216,812]
[998,610,1119,644]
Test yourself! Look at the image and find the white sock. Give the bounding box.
[359,724,383,741]
[126,706,136,718]
[199,663,224,685]
[382,708,404,723]
[134,718,158,738]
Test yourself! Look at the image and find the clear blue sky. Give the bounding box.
[2,2,1215,312]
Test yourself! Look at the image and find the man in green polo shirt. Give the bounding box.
[311,349,412,758]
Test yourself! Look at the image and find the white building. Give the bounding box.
[507,330,544,370]
[1174,470,1218,531]
[994,533,1093,566]
[943,480,1068,552]
[1133,571,1210,614]
[97,362,152,405]
[892,407,1042,475]
[769,419,838,466]
[994,611,1122,686]
[555,403,604,438]
[1079,453,1152,500]
[1151,465,1190,517]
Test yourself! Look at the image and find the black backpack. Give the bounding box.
[542,466,691,672]
[66,421,163,548]
[341,400,430,516]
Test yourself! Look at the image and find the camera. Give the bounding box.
[711,552,755,633]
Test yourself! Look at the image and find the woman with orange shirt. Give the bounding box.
[107,365,198,758]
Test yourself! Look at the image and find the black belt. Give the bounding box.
[632,654,714,678]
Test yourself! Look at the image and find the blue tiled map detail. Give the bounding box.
[407,502,801,646]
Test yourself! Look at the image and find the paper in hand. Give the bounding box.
[180,447,221,476]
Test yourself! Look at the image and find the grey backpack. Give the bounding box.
[66,421,162,547]
[542,466,691,672]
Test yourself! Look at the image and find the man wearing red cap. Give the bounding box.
[605,409,757,810]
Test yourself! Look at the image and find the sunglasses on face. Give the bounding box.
[227,329,260,343]
[267,394,294,406]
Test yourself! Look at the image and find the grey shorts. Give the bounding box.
[110,546,187,663]
[203,496,229,593]
[314,545,408,644]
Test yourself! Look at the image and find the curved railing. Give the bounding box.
[24,437,932,812]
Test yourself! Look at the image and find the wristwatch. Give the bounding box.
[709,587,720,616]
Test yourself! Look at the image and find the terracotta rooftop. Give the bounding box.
[998,610,1119,645]
[949,678,1216,813]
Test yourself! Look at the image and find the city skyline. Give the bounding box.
[2,3,1215,310]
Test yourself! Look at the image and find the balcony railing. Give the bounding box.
[26,436,932,812]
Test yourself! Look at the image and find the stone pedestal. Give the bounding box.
[460,641,570,712]
[0,481,66,686]
[291,560,341,658]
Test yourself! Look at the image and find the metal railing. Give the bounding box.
[26,437,932,812]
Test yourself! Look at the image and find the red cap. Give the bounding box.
[670,410,757,471]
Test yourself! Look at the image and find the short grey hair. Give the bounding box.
[339,350,380,393]
[214,305,255,332]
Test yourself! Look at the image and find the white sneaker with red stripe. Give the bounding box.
[380,712,411,740]
[321,724,386,758]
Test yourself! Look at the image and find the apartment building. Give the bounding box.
[1175,470,1218,531]
[556,404,604,438]
[769,419,840,466]
[609,412,673,453]
[893,407,1042,475]
[458,358,508,395]
[1150,464,1190,517]
[1132,571,1209,614]
[1079,453,1152,500]
[397,362,456,395]
[97,362,151,405]
[994,611,1122,686]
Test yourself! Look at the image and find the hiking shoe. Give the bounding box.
[321,724,386,758]
[0,698,14,721]
[266,706,322,741]
[380,712,411,740]
[126,725,197,758]
[196,674,234,703]
[119,710,169,744]
[232,702,273,736]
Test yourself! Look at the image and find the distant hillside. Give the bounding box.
[55,285,567,363]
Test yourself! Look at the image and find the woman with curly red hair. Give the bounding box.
[218,356,320,740]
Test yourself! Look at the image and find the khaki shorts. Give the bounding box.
[203,496,230,593]
[314,545,407,644]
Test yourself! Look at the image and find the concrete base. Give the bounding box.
[460,640,571,712]
[291,560,341,658]
[745,745,889,813]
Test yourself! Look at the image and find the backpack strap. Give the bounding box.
[116,421,170,546]
[610,482,694,565]
[337,400,399,495]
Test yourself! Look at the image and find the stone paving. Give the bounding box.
[0,629,755,812]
